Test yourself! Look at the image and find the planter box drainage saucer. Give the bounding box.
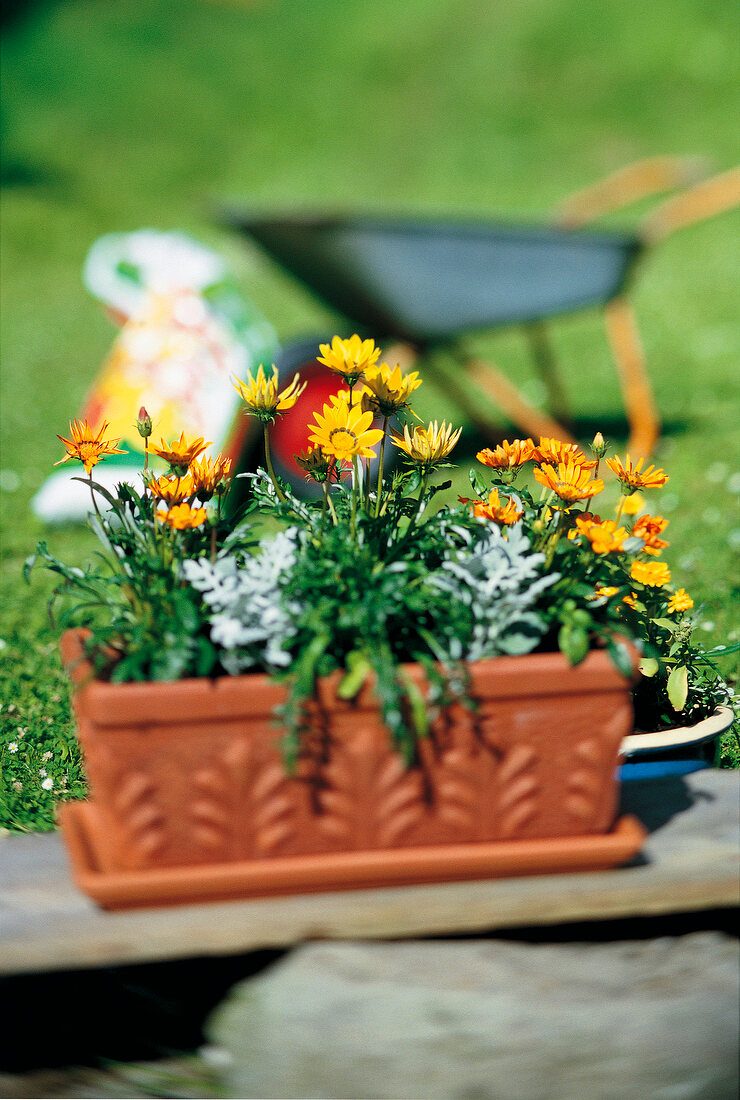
[60,801,646,911]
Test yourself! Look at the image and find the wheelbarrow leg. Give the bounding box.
[523,321,572,431]
[604,296,661,457]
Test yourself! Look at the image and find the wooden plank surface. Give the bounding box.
[1,770,738,976]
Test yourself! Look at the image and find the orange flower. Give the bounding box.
[630,560,671,587]
[591,585,620,599]
[55,419,127,475]
[533,459,604,504]
[631,514,669,555]
[469,488,523,526]
[189,454,232,498]
[606,453,669,491]
[476,438,534,469]
[623,592,638,609]
[147,473,195,505]
[575,517,628,554]
[532,437,597,469]
[150,432,211,474]
[667,588,694,614]
[156,502,208,530]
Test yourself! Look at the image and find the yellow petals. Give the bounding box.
[308,401,384,462]
[630,560,671,587]
[476,438,534,469]
[469,488,523,526]
[631,514,669,555]
[146,473,195,505]
[667,588,694,613]
[156,502,208,530]
[55,418,127,475]
[233,365,306,421]
[533,459,604,503]
[532,437,597,469]
[316,334,381,384]
[391,420,462,468]
[619,491,645,516]
[150,432,211,473]
[606,453,669,491]
[574,517,628,554]
[363,361,422,417]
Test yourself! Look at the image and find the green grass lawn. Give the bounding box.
[2,0,739,830]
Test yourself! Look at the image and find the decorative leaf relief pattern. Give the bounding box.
[113,770,167,864]
[191,739,298,860]
[565,737,606,824]
[317,728,425,850]
[497,745,540,837]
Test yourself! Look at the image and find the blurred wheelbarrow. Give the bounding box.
[223,156,740,461]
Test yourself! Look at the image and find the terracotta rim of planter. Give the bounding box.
[59,800,647,910]
[621,705,736,757]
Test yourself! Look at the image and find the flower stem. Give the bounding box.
[263,424,286,503]
[323,480,338,525]
[374,417,389,518]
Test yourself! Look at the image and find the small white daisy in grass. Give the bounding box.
[8,742,18,753]
[41,777,54,791]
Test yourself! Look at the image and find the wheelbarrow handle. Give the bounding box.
[640,167,740,243]
[553,155,710,228]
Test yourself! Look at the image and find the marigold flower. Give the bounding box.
[146,473,195,505]
[631,514,669,555]
[532,437,597,469]
[590,585,620,599]
[470,488,523,526]
[156,502,208,530]
[308,401,384,462]
[363,361,422,417]
[476,438,535,469]
[667,588,694,614]
[606,453,669,492]
[233,365,306,423]
[317,334,381,385]
[189,454,232,499]
[533,459,604,504]
[55,419,127,476]
[391,420,462,469]
[575,517,628,554]
[150,432,211,475]
[630,560,671,587]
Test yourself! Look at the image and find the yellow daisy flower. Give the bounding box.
[468,488,523,526]
[55,419,127,476]
[308,401,384,462]
[233,365,306,423]
[532,437,597,469]
[150,432,211,475]
[156,502,208,530]
[146,473,195,505]
[630,560,671,587]
[533,459,604,504]
[363,362,422,418]
[391,420,462,469]
[189,454,232,499]
[317,334,381,385]
[606,453,669,492]
[574,517,628,554]
[667,588,694,614]
[476,438,535,469]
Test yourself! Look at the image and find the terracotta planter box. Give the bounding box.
[59,630,645,908]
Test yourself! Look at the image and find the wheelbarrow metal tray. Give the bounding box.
[223,210,642,341]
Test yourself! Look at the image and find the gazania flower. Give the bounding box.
[308,401,384,462]
[532,437,597,469]
[469,488,523,526]
[574,517,628,554]
[317,334,381,386]
[476,438,535,469]
[189,454,232,499]
[150,432,211,475]
[391,420,462,469]
[294,446,336,483]
[233,365,306,423]
[631,514,669,555]
[533,459,604,504]
[156,502,208,530]
[55,419,127,475]
[146,473,195,505]
[606,454,669,492]
[667,588,694,613]
[630,560,671,587]
[363,362,422,418]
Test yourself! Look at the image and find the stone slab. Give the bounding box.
[209,934,740,1100]
[1,771,738,976]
